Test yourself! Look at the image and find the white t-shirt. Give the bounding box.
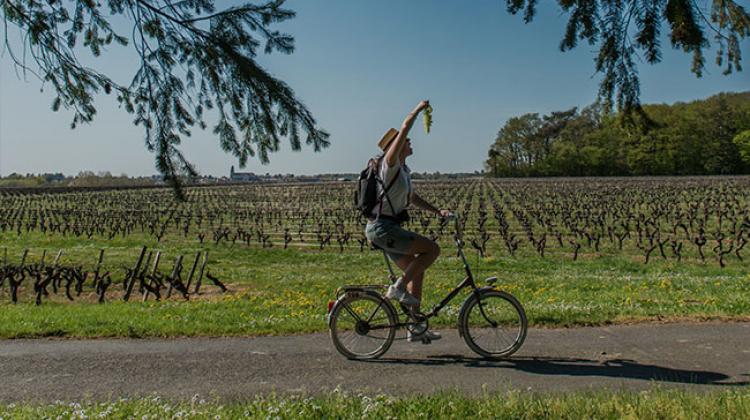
[375,159,411,217]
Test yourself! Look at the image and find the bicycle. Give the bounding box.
[327,215,527,360]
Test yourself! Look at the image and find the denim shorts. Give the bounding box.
[365,218,417,262]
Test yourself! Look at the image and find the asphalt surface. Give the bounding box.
[1,322,748,402]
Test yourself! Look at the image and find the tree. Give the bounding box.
[2,0,329,198]
[485,91,750,177]
[548,105,606,175]
[734,130,750,165]
[486,113,542,176]
[537,107,578,157]
[698,93,747,174]
[506,1,750,114]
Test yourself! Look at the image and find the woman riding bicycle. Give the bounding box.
[365,100,451,343]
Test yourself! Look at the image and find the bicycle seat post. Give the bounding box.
[382,250,398,283]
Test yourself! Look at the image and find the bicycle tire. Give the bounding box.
[329,291,397,360]
[459,289,527,358]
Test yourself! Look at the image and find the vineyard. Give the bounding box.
[2,177,749,261]
[1,176,749,306]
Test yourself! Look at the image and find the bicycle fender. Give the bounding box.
[456,286,496,338]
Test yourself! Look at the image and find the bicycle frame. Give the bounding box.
[380,226,486,321]
[330,215,527,359]
[422,275,474,318]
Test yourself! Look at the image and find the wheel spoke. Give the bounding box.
[462,292,526,358]
[341,301,362,322]
[365,301,383,323]
[330,294,397,359]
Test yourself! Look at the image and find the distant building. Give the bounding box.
[230,166,259,182]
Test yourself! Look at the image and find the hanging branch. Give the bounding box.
[1,0,329,199]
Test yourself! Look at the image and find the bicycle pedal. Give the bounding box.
[421,336,431,345]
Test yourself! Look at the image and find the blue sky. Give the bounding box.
[1,0,748,177]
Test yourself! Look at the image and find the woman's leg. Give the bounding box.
[393,255,423,309]
[395,234,440,305]
[394,249,442,340]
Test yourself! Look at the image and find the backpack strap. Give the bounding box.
[374,156,401,220]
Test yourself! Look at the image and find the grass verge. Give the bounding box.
[1,233,749,338]
[1,388,749,419]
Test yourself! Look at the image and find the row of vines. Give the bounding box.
[1,177,749,267]
[0,247,226,304]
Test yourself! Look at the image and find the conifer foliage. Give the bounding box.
[1,0,329,198]
[506,0,750,113]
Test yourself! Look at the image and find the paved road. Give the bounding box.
[1,322,748,402]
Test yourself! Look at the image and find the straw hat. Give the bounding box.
[378,127,399,151]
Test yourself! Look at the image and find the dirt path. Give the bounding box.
[1,322,748,402]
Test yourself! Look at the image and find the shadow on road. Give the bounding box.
[364,355,748,386]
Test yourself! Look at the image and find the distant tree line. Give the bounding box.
[0,172,159,188]
[485,92,750,177]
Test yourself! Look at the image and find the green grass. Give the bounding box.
[1,388,749,419]
[1,232,749,338]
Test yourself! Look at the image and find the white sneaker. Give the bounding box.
[385,284,420,306]
[407,329,442,344]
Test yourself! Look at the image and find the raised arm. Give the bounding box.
[384,100,430,167]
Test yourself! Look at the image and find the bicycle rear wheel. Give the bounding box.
[329,292,397,360]
[459,290,527,358]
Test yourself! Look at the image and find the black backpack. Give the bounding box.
[354,155,400,219]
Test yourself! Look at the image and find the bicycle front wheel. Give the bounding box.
[329,292,397,360]
[459,290,527,358]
